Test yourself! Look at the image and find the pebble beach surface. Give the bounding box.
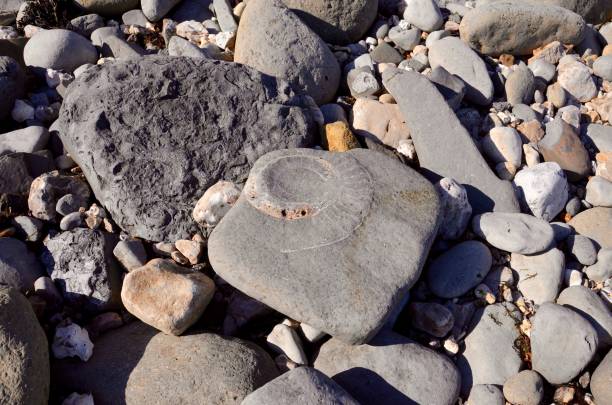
[0,0,611,404]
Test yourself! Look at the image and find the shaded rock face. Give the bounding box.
[55,56,319,242]
[40,228,121,313]
[459,1,586,56]
[314,332,461,405]
[0,237,43,291]
[242,367,360,405]
[52,322,279,405]
[281,0,378,45]
[234,0,341,105]
[209,148,441,344]
[537,0,612,24]
[0,286,49,405]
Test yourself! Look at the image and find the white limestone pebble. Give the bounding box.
[482,127,522,169]
[266,323,308,365]
[513,162,569,221]
[52,323,94,362]
[435,177,472,240]
[192,180,241,227]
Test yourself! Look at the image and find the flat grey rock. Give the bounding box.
[456,303,523,395]
[23,29,98,72]
[100,35,144,59]
[505,65,534,106]
[466,384,504,405]
[281,0,378,44]
[209,148,441,344]
[428,37,493,106]
[167,36,211,59]
[122,9,149,26]
[427,240,492,298]
[382,67,519,214]
[403,0,443,32]
[510,248,564,304]
[0,237,43,291]
[531,302,598,384]
[40,228,121,313]
[472,212,555,254]
[459,1,586,55]
[593,55,612,81]
[428,66,466,111]
[557,285,612,349]
[585,248,612,282]
[141,0,181,21]
[0,126,49,156]
[67,13,105,37]
[591,349,612,405]
[0,286,49,405]
[73,0,139,16]
[584,123,612,152]
[234,0,340,105]
[567,234,598,265]
[242,367,359,405]
[314,331,461,405]
[55,56,319,242]
[213,0,237,32]
[0,55,23,119]
[52,322,278,405]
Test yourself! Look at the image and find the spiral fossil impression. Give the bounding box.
[208,148,441,344]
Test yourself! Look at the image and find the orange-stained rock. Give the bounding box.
[323,121,360,152]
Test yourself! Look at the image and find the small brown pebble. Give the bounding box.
[517,120,545,143]
[175,239,205,265]
[171,250,190,265]
[322,121,360,152]
[499,54,514,67]
[553,386,575,404]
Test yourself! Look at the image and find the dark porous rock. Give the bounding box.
[209,148,441,344]
[459,1,586,56]
[537,0,612,24]
[0,286,49,405]
[0,55,24,120]
[0,237,44,291]
[235,0,341,105]
[281,0,378,44]
[242,367,359,405]
[382,67,519,214]
[314,331,461,405]
[52,321,279,405]
[55,56,319,241]
[40,228,121,312]
[531,302,598,384]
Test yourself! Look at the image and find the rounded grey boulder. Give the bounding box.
[23,29,98,72]
[235,0,341,105]
[467,384,504,405]
[0,55,24,119]
[281,0,378,45]
[209,148,441,344]
[557,285,612,349]
[459,1,586,55]
[242,367,360,405]
[0,286,49,405]
[502,370,545,405]
[73,0,139,16]
[427,240,492,298]
[314,332,460,405]
[55,56,319,242]
[52,322,279,405]
[531,302,598,384]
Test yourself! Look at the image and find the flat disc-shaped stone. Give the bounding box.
[209,148,441,344]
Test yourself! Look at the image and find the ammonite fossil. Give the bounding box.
[208,148,441,344]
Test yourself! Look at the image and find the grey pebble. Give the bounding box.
[567,234,598,266]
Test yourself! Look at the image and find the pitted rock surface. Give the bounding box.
[55,56,319,241]
[209,148,441,344]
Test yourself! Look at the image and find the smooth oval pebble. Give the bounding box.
[427,240,492,298]
[472,212,555,254]
[502,370,545,405]
[24,29,98,72]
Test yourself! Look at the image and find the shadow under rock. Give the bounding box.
[50,321,156,405]
[333,367,416,405]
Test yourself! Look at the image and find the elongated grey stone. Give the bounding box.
[209,148,441,344]
[382,67,519,214]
